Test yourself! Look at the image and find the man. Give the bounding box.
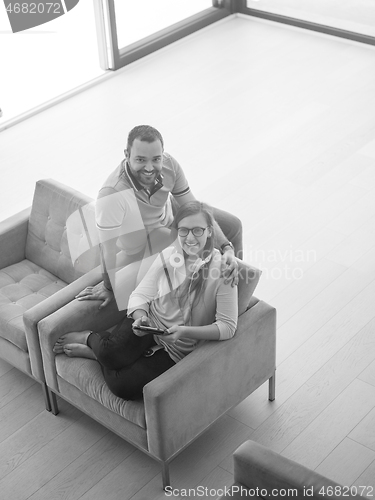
[76,125,242,310]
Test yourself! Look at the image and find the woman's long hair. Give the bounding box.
[170,201,216,312]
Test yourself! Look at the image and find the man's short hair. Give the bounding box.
[126,125,164,153]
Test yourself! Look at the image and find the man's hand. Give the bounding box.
[221,249,239,287]
[75,282,114,309]
[132,315,152,336]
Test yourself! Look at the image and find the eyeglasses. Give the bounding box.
[177,227,209,237]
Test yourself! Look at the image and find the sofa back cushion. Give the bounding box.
[237,259,262,316]
[25,179,100,284]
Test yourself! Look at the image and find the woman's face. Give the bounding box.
[177,213,212,258]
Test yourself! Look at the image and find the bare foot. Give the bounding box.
[53,344,65,354]
[63,344,97,360]
[53,331,91,352]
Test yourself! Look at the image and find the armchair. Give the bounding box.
[218,441,363,499]
[0,179,101,410]
[37,257,276,489]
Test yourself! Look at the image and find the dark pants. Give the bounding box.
[87,315,175,400]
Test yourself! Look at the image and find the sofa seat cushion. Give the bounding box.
[0,259,66,351]
[55,355,146,429]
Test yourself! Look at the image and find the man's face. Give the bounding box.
[126,138,163,188]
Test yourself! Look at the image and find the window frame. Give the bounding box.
[95,0,237,71]
[236,0,375,47]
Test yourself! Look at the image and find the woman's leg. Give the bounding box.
[52,297,128,356]
[87,315,155,370]
[102,349,176,400]
[87,315,175,399]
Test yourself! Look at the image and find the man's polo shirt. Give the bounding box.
[95,152,190,254]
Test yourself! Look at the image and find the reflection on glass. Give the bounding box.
[0,1,104,124]
[114,0,214,48]
[246,0,375,37]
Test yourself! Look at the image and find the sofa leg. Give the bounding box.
[42,383,52,411]
[48,388,59,415]
[161,461,170,490]
[269,372,276,401]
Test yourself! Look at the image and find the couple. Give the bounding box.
[54,125,241,400]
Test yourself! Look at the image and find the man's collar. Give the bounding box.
[123,160,164,196]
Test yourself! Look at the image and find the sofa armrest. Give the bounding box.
[35,274,128,391]
[232,441,361,499]
[144,300,276,462]
[0,207,30,269]
[24,265,102,383]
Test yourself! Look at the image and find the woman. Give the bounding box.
[53,201,238,400]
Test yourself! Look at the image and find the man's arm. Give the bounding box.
[75,187,125,308]
[75,238,116,308]
[99,238,118,292]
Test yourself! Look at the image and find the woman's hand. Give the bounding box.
[162,325,186,343]
[132,315,152,336]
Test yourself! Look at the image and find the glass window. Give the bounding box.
[246,0,375,37]
[0,2,104,125]
[114,0,214,48]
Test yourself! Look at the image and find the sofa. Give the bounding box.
[36,254,276,488]
[0,178,277,488]
[0,179,101,410]
[218,441,363,499]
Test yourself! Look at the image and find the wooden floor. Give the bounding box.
[1,14,375,499]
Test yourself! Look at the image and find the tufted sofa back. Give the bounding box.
[25,179,100,284]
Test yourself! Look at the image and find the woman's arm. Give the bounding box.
[163,279,238,343]
[165,323,220,342]
[132,309,149,321]
[212,278,238,339]
[127,252,164,317]
[131,308,154,336]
